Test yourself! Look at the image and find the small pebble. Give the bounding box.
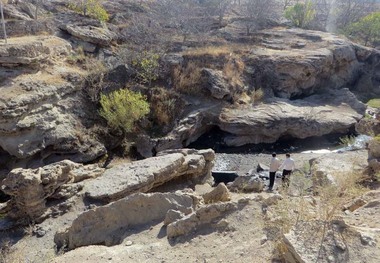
[125,241,133,246]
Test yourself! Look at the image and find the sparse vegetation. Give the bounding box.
[131,51,160,85]
[251,88,264,104]
[346,12,380,46]
[173,61,205,95]
[367,98,380,108]
[270,167,367,262]
[285,1,316,29]
[99,89,150,134]
[339,135,356,147]
[67,0,109,22]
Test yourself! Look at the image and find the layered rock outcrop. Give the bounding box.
[0,36,106,166]
[55,192,195,250]
[1,160,104,221]
[137,88,365,156]
[84,149,215,202]
[0,36,70,67]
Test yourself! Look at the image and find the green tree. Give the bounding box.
[347,12,380,46]
[68,0,109,22]
[285,1,315,29]
[99,89,150,134]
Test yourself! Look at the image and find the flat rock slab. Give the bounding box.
[219,89,365,146]
[55,192,195,250]
[84,150,214,202]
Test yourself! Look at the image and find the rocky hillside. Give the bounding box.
[0,1,380,262]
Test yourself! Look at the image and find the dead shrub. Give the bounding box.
[251,88,264,104]
[223,56,245,87]
[173,61,204,95]
[83,58,107,102]
[147,87,184,135]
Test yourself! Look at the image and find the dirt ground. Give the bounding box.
[2,150,377,263]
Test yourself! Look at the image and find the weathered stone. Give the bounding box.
[166,201,238,239]
[84,149,214,202]
[0,36,70,66]
[257,163,269,172]
[3,3,33,20]
[54,193,195,250]
[262,194,283,206]
[202,68,231,100]
[64,25,117,46]
[228,176,265,193]
[1,160,104,220]
[343,198,367,212]
[219,89,365,146]
[164,209,185,226]
[310,150,368,189]
[202,183,231,204]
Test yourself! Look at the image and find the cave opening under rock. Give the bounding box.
[188,126,358,154]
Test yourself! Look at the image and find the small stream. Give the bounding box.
[189,128,372,173]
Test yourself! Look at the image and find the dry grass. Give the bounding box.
[268,169,367,261]
[183,44,249,57]
[223,56,245,88]
[173,61,204,95]
[184,46,232,57]
[251,88,264,104]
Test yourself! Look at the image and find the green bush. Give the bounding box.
[346,12,380,46]
[367,98,380,108]
[285,1,315,29]
[99,89,150,133]
[68,0,109,22]
[131,51,160,85]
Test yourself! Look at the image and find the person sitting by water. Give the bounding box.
[279,153,295,187]
[268,152,281,191]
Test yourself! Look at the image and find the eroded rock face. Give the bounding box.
[0,36,106,164]
[136,89,365,157]
[0,36,70,67]
[202,183,231,204]
[228,176,265,193]
[84,149,215,202]
[54,192,195,250]
[63,25,117,46]
[310,150,368,189]
[1,160,104,221]
[166,201,239,239]
[219,88,365,146]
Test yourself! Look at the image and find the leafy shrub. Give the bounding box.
[67,0,109,22]
[131,51,160,85]
[285,1,315,29]
[366,98,380,108]
[99,89,150,134]
[339,135,356,147]
[345,12,380,46]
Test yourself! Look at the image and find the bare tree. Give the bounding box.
[240,0,278,35]
[153,0,206,42]
[201,0,233,27]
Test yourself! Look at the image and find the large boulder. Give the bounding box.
[1,160,104,221]
[202,68,232,100]
[218,88,365,146]
[166,201,239,239]
[310,150,368,189]
[63,25,117,46]
[84,149,215,202]
[0,36,70,67]
[54,192,195,250]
